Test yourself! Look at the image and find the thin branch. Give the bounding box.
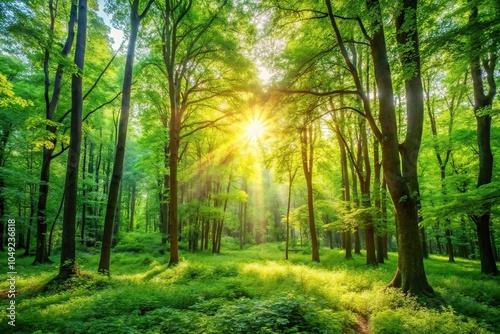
[51,142,68,160]
[178,142,189,161]
[180,110,237,140]
[82,91,122,123]
[272,87,359,96]
[57,45,123,123]
[356,16,371,41]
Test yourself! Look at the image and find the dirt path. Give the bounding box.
[353,313,370,334]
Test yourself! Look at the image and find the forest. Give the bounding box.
[0,0,499,333]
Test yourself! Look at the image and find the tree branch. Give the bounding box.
[83,91,122,123]
[271,87,359,96]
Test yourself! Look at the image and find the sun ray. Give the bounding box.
[243,115,267,144]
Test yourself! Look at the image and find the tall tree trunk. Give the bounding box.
[86,141,96,246]
[301,124,320,262]
[445,228,455,262]
[333,108,353,260]
[359,119,377,265]
[382,0,432,294]
[33,1,77,265]
[98,0,153,274]
[374,138,384,264]
[81,136,87,244]
[161,145,170,244]
[349,160,361,255]
[112,185,122,247]
[48,192,64,256]
[468,6,498,276]
[285,168,297,260]
[59,0,87,280]
[129,182,136,231]
[326,0,432,293]
[168,122,180,264]
[214,175,232,254]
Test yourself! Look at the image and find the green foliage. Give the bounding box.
[421,182,500,227]
[2,240,499,334]
[370,308,486,334]
[112,232,164,254]
[205,294,347,334]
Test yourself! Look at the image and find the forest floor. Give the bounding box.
[1,233,499,333]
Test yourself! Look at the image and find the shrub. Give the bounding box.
[370,307,489,334]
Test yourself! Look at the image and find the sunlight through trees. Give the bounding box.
[0,0,499,331]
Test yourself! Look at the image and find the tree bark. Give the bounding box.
[129,182,136,231]
[162,145,170,245]
[168,120,180,264]
[469,5,498,276]
[81,136,87,244]
[333,108,352,259]
[374,137,384,264]
[360,120,377,265]
[99,0,153,274]
[59,0,87,280]
[301,123,320,262]
[366,0,432,294]
[285,168,297,260]
[33,1,77,265]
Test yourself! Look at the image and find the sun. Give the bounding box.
[244,117,266,143]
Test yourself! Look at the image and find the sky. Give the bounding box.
[97,0,125,51]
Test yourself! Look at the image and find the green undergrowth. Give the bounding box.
[1,235,498,333]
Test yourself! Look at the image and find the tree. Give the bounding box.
[330,108,353,260]
[468,3,498,275]
[33,0,78,265]
[300,112,320,262]
[158,0,253,265]
[98,0,154,276]
[58,0,88,280]
[324,0,433,294]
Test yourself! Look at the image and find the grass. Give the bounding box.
[1,234,498,333]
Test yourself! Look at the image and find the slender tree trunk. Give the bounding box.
[285,168,297,260]
[81,136,87,244]
[469,5,498,276]
[360,120,377,266]
[381,179,388,259]
[86,141,96,246]
[99,0,153,274]
[48,193,64,256]
[112,185,122,247]
[243,201,247,247]
[23,189,35,256]
[333,109,353,259]
[59,0,87,280]
[129,182,136,231]
[374,138,384,264]
[239,201,243,250]
[301,124,319,262]
[349,160,361,255]
[33,1,77,265]
[162,145,170,245]
[168,122,180,264]
[445,228,455,262]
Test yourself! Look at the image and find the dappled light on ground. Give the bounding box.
[1,241,498,333]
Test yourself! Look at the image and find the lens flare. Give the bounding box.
[244,117,266,143]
